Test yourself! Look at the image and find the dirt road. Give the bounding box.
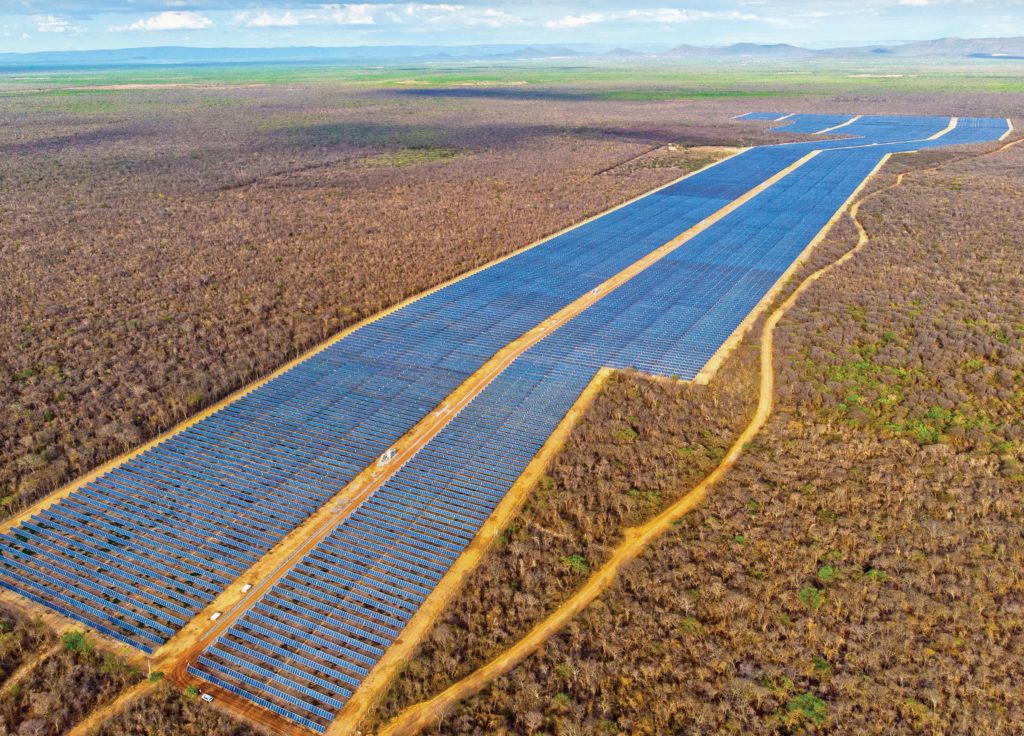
[164,148,819,736]
[371,160,890,736]
[371,134,1023,736]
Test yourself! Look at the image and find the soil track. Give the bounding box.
[370,134,1023,736]
[322,150,818,736]
[0,642,61,697]
[166,148,819,736]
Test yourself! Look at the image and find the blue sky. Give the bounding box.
[2,1,1022,53]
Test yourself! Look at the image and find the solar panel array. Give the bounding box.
[0,114,1009,731]
[774,114,1010,154]
[913,116,1010,147]
[0,138,819,653]
[735,111,787,121]
[830,114,952,142]
[773,113,854,134]
[768,115,948,154]
[185,116,1011,730]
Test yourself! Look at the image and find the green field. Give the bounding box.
[3,57,1024,99]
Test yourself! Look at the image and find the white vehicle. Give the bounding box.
[378,448,397,466]
[200,693,214,703]
[241,583,252,593]
[209,611,222,622]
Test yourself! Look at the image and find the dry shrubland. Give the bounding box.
[365,140,1024,734]
[0,604,258,736]
[0,628,142,736]
[10,77,1016,518]
[0,605,52,687]
[3,72,1023,735]
[0,85,779,516]
[92,681,266,736]
[369,329,760,727]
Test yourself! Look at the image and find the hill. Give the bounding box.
[2,37,1024,69]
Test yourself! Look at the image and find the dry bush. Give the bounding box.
[369,308,760,726]
[92,680,266,736]
[0,606,52,687]
[384,139,1024,734]
[0,86,777,515]
[0,631,142,735]
[0,603,257,736]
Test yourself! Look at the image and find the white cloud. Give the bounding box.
[544,7,766,30]
[396,4,463,23]
[116,11,214,32]
[323,3,377,25]
[229,3,521,29]
[398,3,523,27]
[627,8,763,23]
[463,8,524,28]
[544,13,606,29]
[35,14,81,33]
[899,0,932,5]
[626,9,701,23]
[240,11,300,28]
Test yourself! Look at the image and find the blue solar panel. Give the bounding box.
[772,114,854,134]
[184,114,1009,729]
[1,113,1008,729]
[1,134,801,652]
[736,111,787,121]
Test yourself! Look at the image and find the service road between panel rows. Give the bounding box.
[163,149,822,735]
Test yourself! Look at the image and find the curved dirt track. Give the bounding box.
[64,680,157,736]
[0,642,61,698]
[47,134,1020,736]
[372,135,1022,736]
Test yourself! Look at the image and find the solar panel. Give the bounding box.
[1,113,1007,727]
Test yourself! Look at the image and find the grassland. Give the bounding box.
[5,58,1024,99]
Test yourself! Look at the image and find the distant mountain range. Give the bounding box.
[660,37,1024,59]
[2,37,1023,68]
[661,42,819,59]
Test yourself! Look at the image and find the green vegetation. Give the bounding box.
[817,565,838,582]
[798,585,823,610]
[61,629,93,654]
[5,60,1024,99]
[615,425,639,441]
[785,691,829,726]
[561,554,590,575]
[679,616,704,636]
[798,586,826,611]
[361,146,459,167]
[864,567,890,583]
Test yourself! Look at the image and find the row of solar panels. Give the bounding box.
[185,116,1012,728]
[750,112,1009,151]
[189,357,602,730]
[0,116,1008,730]
[0,130,823,652]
